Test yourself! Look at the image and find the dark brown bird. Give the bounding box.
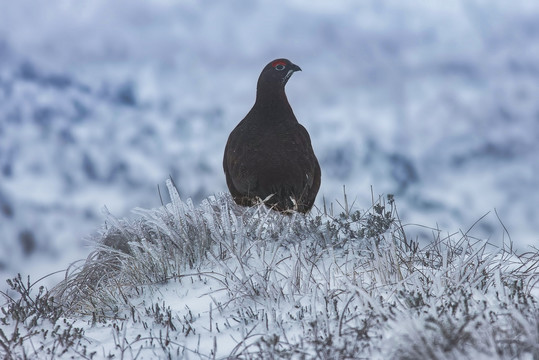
[223,58,321,213]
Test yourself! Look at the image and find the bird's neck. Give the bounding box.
[253,86,295,119]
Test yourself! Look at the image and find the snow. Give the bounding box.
[0,183,537,358]
[78,274,236,358]
[0,0,538,294]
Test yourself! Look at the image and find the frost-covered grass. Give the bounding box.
[1,180,538,359]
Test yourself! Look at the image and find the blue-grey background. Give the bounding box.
[1,0,538,285]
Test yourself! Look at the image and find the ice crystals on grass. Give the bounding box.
[43,185,539,359]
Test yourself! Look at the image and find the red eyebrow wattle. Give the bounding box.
[271,60,286,68]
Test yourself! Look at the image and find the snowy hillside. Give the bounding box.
[1,1,538,299]
[1,182,538,358]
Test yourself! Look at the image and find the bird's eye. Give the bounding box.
[274,64,286,71]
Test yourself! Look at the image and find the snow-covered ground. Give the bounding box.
[2,184,537,358]
[1,0,538,285]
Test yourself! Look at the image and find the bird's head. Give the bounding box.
[257,58,302,89]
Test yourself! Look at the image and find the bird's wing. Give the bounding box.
[291,123,321,210]
[223,125,259,200]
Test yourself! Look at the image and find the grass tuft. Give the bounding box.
[1,181,538,359]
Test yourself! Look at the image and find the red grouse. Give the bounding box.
[223,58,321,213]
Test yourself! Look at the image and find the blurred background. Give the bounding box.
[1,0,538,286]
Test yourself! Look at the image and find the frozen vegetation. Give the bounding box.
[1,181,538,358]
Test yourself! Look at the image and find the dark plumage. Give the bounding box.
[223,58,321,213]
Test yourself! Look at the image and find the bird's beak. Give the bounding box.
[283,63,302,85]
